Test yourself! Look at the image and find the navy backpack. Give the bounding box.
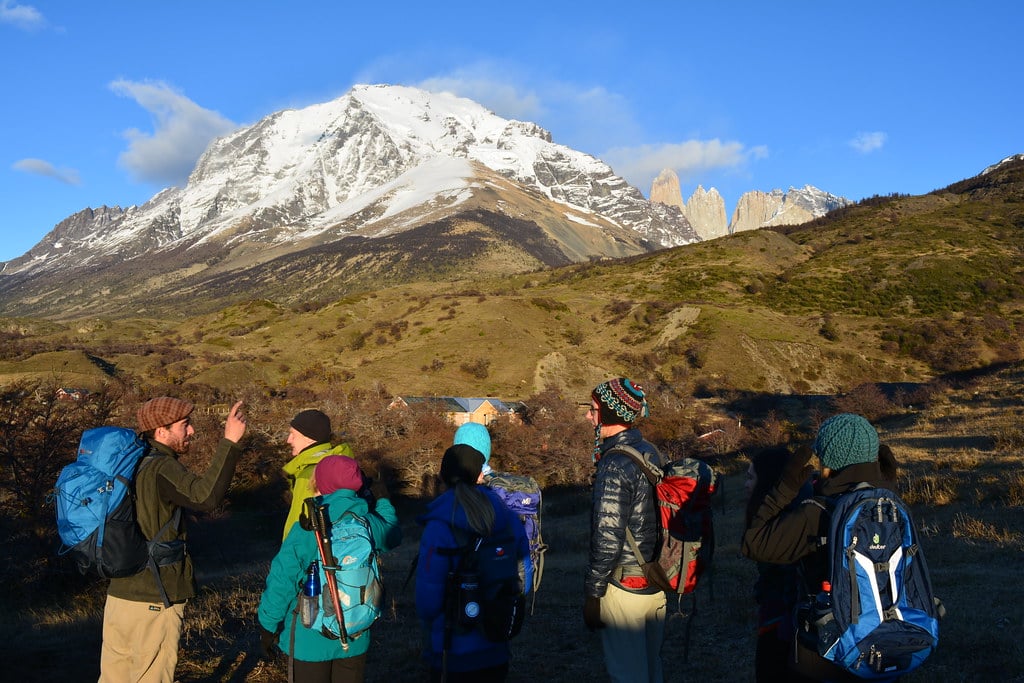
[797,484,942,680]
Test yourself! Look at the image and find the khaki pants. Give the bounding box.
[99,594,185,683]
[600,583,667,683]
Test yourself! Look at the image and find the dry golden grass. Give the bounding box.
[8,363,1024,682]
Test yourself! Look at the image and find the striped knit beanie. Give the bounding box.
[592,378,648,426]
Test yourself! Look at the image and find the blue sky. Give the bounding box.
[2,1,1022,262]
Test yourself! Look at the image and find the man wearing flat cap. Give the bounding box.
[281,409,355,540]
[99,397,247,683]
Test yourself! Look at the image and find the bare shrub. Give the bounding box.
[686,343,707,369]
[819,313,840,341]
[747,411,797,447]
[0,380,122,534]
[459,358,490,379]
[831,382,893,421]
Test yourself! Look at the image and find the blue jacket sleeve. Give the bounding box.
[415,519,455,622]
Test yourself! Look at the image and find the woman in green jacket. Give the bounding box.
[258,455,401,682]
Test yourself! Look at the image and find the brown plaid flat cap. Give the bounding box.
[137,397,195,433]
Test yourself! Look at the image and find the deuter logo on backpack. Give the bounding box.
[797,485,942,680]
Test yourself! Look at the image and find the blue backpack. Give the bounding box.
[306,507,384,642]
[484,472,546,602]
[52,427,182,606]
[798,484,942,680]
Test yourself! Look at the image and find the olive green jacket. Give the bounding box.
[106,437,242,604]
[281,441,354,540]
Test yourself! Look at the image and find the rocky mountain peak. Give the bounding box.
[651,169,684,209]
[649,167,851,238]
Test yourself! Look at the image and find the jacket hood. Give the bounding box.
[416,487,512,534]
[417,489,469,529]
[308,487,370,520]
[282,442,337,477]
[818,460,887,497]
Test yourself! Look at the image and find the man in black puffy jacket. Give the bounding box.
[583,378,667,683]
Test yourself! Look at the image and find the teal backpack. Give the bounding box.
[303,499,384,644]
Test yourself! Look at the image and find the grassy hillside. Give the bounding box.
[2,158,1023,404]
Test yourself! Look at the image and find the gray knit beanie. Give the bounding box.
[813,413,879,471]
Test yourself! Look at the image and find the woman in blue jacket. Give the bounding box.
[258,455,402,683]
[416,444,532,683]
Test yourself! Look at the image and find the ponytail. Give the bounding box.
[453,481,495,537]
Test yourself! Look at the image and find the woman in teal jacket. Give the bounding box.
[258,455,401,682]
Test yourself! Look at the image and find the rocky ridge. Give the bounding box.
[650,168,852,239]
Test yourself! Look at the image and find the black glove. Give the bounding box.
[369,477,390,500]
[583,595,605,631]
[878,443,898,483]
[783,445,814,489]
[259,625,279,659]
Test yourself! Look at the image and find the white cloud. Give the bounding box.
[850,131,887,154]
[602,140,768,190]
[418,69,543,121]
[0,0,44,30]
[408,63,762,193]
[414,65,640,146]
[109,79,237,186]
[12,158,81,185]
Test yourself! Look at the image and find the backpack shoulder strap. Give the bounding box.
[607,444,663,486]
[437,524,479,561]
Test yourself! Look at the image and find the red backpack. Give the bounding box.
[612,445,717,595]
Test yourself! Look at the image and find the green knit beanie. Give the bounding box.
[813,413,879,471]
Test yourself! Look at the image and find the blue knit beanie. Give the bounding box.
[453,423,491,474]
[813,413,879,471]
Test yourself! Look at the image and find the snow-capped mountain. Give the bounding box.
[4,84,696,280]
[981,153,1024,176]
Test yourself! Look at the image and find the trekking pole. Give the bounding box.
[305,498,351,650]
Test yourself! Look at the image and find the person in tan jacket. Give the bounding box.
[100,397,247,683]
